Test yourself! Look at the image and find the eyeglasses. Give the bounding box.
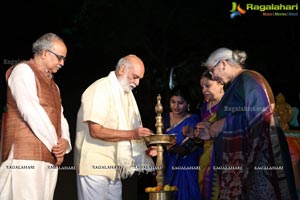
[208,60,221,75]
[46,49,66,62]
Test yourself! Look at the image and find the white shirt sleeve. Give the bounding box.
[8,64,60,152]
[60,106,72,154]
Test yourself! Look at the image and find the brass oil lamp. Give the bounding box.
[144,94,176,200]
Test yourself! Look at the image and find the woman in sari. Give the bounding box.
[196,70,224,200]
[163,85,202,200]
[202,47,297,199]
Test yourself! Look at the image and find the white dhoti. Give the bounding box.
[0,148,58,200]
[77,174,122,200]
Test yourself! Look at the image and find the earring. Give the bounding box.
[187,104,190,112]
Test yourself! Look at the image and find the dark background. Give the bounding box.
[1,0,299,199]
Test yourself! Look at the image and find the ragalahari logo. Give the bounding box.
[230,2,246,19]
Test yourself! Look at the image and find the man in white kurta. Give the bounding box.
[75,55,155,200]
[0,33,72,200]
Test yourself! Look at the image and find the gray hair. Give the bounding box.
[32,33,64,55]
[203,47,247,68]
[116,57,130,70]
[115,54,138,71]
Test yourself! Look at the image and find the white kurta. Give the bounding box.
[74,71,154,180]
[0,63,72,200]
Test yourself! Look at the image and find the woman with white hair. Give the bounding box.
[202,47,297,199]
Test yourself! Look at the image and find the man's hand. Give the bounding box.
[132,127,153,139]
[52,138,68,166]
[54,156,64,166]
